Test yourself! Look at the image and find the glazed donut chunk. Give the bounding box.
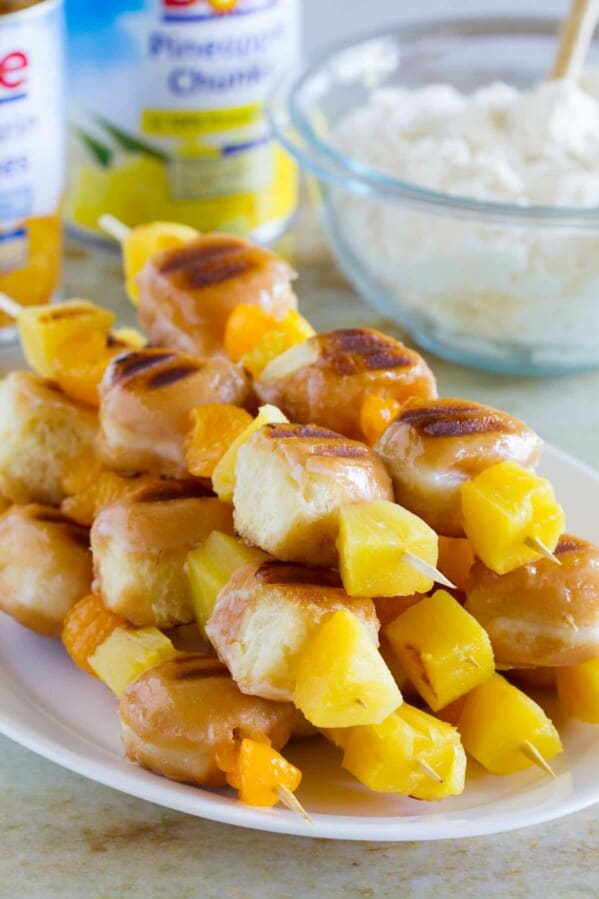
[465,535,599,667]
[97,347,249,477]
[92,479,233,628]
[255,328,437,440]
[120,653,296,788]
[0,505,92,637]
[206,561,378,702]
[137,233,297,357]
[233,423,393,567]
[0,371,98,505]
[375,397,542,537]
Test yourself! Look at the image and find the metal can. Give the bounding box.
[66,0,300,243]
[0,0,64,323]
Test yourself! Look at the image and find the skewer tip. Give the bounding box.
[524,536,561,566]
[276,784,313,823]
[521,740,557,778]
[417,759,444,783]
[403,550,457,590]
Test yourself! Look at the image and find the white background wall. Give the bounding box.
[302,0,567,52]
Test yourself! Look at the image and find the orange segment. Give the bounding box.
[224,738,302,807]
[62,471,157,526]
[51,331,123,408]
[62,593,128,677]
[360,395,402,446]
[185,404,253,478]
[224,304,280,364]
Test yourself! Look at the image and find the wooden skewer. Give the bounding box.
[355,698,368,708]
[564,614,579,632]
[98,213,131,243]
[520,740,557,778]
[524,536,561,566]
[276,784,313,823]
[550,0,599,81]
[0,290,23,320]
[403,551,457,590]
[417,760,443,783]
[466,655,481,669]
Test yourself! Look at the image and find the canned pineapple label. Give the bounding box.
[67,0,299,239]
[0,1,64,274]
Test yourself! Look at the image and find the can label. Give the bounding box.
[67,0,299,239]
[0,0,64,274]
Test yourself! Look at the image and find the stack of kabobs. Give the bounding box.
[0,215,597,821]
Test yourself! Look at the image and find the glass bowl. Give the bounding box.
[269,17,599,375]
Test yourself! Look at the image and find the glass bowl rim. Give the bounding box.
[270,15,599,227]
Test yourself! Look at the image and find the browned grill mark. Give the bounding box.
[186,259,250,289]
[556,535,588,555]
[158,236,245,274]
[398,402,513,438]
[137,480,214,503]
[313,444,369,459]
[146,363,200,389]
[320,329,414,374]
[38,308,92,322]
[110,350,176,384]
[265,423,343,441]
[255,561,343,589]
[157,236,257,289]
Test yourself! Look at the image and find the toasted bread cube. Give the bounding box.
[294,608,402,728]
[92,481,234,628]
[0,372,98,505]
[89,626,177,697]
[205,561,378,702]
[0,505,92,637]
[233,423,393,568]
[187,532,269,635]
[384,590,494,711]
[212,404,288,502]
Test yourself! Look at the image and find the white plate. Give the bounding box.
[1,444,599,841]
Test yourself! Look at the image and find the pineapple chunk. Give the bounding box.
[556,658,599,723]
[187,531,269,635]
[19,300,115,378]
[294,608,401,728]
[240,310,315,379]
[461,461,565,575]
[337,500,438,597]
[212,404,288,502]
[88,627,177,698]
[456,673,562,775]
[327,703,466,800]
[384,590,494,711]
[123,222,198,305]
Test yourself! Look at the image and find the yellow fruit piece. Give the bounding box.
[224,304,281,364]
[51,331,122,408]
[556,658,599,723]
[123,221,199,305]
[456,673,562,775]
[111,327,147,349]
[294,608,401,728]
[327,703,466,800]
[61,448,103,497]
[89,626,178,698]
[18,300,115,378]
[185,404,253,478]
[62,594,129,677]
[240,310,315,379]
[337,500,438,597]
[187,531,269,635]
[224,738,302,808]
[212,404,288,501]
[360,395,402,446]
[384,590,494,711]
[461,461,565,575]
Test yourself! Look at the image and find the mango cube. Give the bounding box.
[18,300,115,378]
[456,673,562,775]
[294,608,402,728]
[240,310,315,379]
[556,658,599,723]
[461,461,565,575]
[384,590,494,711]
[327,703,466,800]
[224,738,302,808]
[187,531,269,635]
[123,221,198,305]
[212,404,288,502]
[88,626,177,698]
[337,500,438,597]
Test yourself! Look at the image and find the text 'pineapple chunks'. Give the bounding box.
[456,673,562,775]
[18,300,115,379]
[212,404,288,502]
[123,221,198,305]
[240,310,315,379]
[337,500,438,597]
[461,461,565,575]
[556,658,599,723]
[327,703,466,801]
[294,608,401,728]
[187,532,269,635]
[384,590,494,711]
[89,627,178,698]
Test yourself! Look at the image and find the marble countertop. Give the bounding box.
[1,218,599,899]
